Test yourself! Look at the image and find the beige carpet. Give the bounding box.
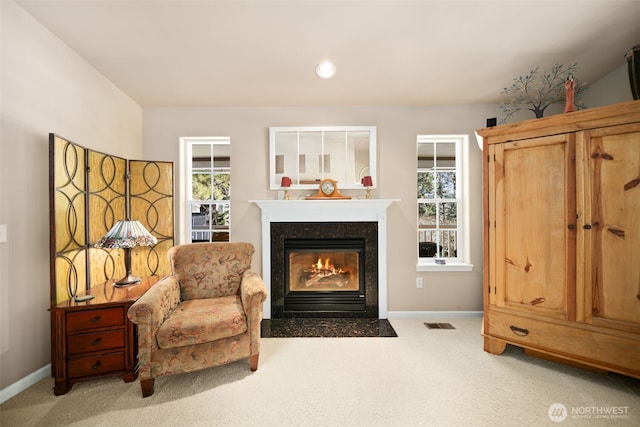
[1,317,639,426]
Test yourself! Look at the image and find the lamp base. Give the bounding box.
[366,188,372,199]
[114,274,141,287]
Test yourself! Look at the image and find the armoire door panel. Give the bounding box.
[585,124,640,329]
[492,135,575,319]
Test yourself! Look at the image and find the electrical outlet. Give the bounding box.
[416,277,423,289]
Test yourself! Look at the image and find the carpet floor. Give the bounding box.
[2,317,639,426]
[260,318,397,337]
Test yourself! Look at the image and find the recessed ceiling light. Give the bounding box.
[315,61,336,79]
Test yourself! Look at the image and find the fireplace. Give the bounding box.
[284,238,366,312]
[252,199,396,319]
[271,222,377,318]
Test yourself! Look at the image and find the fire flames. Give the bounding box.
[312,258,344,275]
[298,256,353,289]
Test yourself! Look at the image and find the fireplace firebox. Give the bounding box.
[271,221,378,318]
[284,238,365,312]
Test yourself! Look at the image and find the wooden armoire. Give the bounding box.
[479,100,640,379]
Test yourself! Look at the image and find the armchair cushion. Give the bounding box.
[169,242,254,301]
[156,295,248,349]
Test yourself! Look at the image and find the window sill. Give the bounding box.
[416,262,474,272]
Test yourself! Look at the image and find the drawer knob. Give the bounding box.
[90,315,101,323]
[91,338,102,346]
[509,325,529,336]
[92,360,102,370]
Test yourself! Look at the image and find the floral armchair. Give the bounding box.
[127,242,267,397]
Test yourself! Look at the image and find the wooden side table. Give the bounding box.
[50,276,163,395]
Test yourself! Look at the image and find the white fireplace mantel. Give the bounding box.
[251,199,398,319]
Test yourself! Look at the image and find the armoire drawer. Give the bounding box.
[487,309,640,375]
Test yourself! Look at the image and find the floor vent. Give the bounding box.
[425,322,455,329]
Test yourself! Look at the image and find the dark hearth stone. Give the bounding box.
[260,318,397,338]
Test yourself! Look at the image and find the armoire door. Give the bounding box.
[579,123,640,332]
[488,134,576,320]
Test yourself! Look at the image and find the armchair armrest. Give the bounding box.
[240,270,268,317]
[127,275,180,380]
[128,275,181,336]
[240,270,267,356]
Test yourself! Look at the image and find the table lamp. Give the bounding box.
[361,175,373,199]
[281,176,292,200]
[94,219,158,286]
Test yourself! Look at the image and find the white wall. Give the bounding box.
[583,63,634,107]
[0,1,142,392]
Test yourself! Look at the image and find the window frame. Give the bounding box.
[416,134,473,272]
[179,136,231,244]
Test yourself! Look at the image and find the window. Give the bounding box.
[417,135,472,271]
[180,137,230,243]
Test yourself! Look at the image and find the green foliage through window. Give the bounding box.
[192,173,230,201]
[417,138,461,259]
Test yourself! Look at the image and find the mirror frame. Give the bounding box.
[269,126,376,190]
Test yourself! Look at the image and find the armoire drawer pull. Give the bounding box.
[509,325,529,336]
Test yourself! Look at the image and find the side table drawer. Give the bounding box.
[67,307,125,332]
[68,352,125,379]
[67,330,125,355]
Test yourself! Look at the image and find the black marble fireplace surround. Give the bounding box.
[270,222,378,318]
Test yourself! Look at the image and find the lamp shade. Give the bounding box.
[94,220,157,249]
[361,175,373,187]
[281,176,292,188]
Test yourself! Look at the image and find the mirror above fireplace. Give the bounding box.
[269,126,376,190]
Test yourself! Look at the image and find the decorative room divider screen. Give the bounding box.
[49,133,174,303]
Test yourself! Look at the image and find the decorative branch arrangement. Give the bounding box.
[499,63,587,124]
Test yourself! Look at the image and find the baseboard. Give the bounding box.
[262,311,484,320]
[387,311,483,319]
[0,364,51,404]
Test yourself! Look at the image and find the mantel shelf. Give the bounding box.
[251,199,398,206]
[251,199,398,223]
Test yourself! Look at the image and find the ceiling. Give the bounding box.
[16,0,640,108]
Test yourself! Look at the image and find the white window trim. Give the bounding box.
[179,136,231,244]
[416,134,473,272]
[416,262,473,272]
